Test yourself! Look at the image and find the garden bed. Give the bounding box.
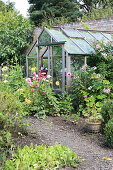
[14,116,113,170]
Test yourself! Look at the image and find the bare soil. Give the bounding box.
[14,116,113,170]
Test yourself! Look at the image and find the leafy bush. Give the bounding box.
[5,143,80,169]
[23,73,60,118]
[101,100,113,124]
[104,119,113,148]
[0,88,28,152]
[71,66,113,110]
[58,91,74,120]
[0,9,33,65]
[88,41,113,83]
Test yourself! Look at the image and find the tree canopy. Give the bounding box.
[79,0,113,12]
[28,0,113,25]
[28,0,82,25]
[0,2,33,65]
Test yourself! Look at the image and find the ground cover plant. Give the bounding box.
[5,143,80,169]
[104,118,113,148]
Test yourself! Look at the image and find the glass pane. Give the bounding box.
[62,29,83,38]
[48,29,84,54]
[38,30,51,44]
[79,31,94,43]
[71,56,85,73]
[72,39,95,54]
[28,58,37,77]
[90,32,108,43]
[102,33,112,41]
[53,55,62,90]
[29,46,37,58]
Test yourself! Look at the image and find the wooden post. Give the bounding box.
[37,47,39,74]
[85,56,87,65]
[41,56,43,67]
[66,53,71,91]
[62,45,65,92]
[48,46,50,75]
[50,37,53,87]
[26,56,28,77]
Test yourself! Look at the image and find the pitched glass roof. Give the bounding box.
[47,29,85,54]
[37,27,112,55]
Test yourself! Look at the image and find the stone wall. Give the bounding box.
[63,17,113,32]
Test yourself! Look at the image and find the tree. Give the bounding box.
[28,0,82,25]
[0,0,15,12]
[0,9,33,65]
[79,0,113,12]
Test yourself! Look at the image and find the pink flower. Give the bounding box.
[81,64,87,70]
[35,83,39,88]
[30,82,33,86]
[84,95,87,98]
[33,72,36,77]
[102,53,107,58]
[37,78,40,81]
[43,76,46,79]
[103,88,110,94]
[26,78,31,83]
[96,44,100,49]
[67,72,72,78]
[33,77,36,80]
[30,89,34,92]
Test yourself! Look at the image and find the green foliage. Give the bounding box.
[58,91,74,115]
[104,118,113,148]
[71,65,113,121]
[0,88,28,152]
[24,74,60,118]
[88,41,113,83]
[82,5,113,20]
[101,100,113,124]
[1,63,26,92]
[80,0,113,20]
[0,9,33,65]
[81,21,91,30]
[28,0,82,26]
[5,143,80,169]
[71,66,112,109]
[81,95,103,121]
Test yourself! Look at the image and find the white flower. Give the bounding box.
[42,78,46,81]
[4,74,8,77]
[47,75,51,79]
[3,80,8,83]
[88,86,92,90]
[93,66,97,70]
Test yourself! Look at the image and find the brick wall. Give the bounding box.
[63,17,113,32]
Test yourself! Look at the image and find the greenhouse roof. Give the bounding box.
[37,27,112,55]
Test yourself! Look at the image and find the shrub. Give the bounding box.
[104,119,113,148]
[24,73,60,118]
[101,100,113,124]
[71,65,113,110]
[5,143,80,169]
[0,89,28,152]
[0,9,33,65]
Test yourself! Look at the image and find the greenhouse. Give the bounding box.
[26,27,112,91]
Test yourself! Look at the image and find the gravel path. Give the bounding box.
[18,116,113,170]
